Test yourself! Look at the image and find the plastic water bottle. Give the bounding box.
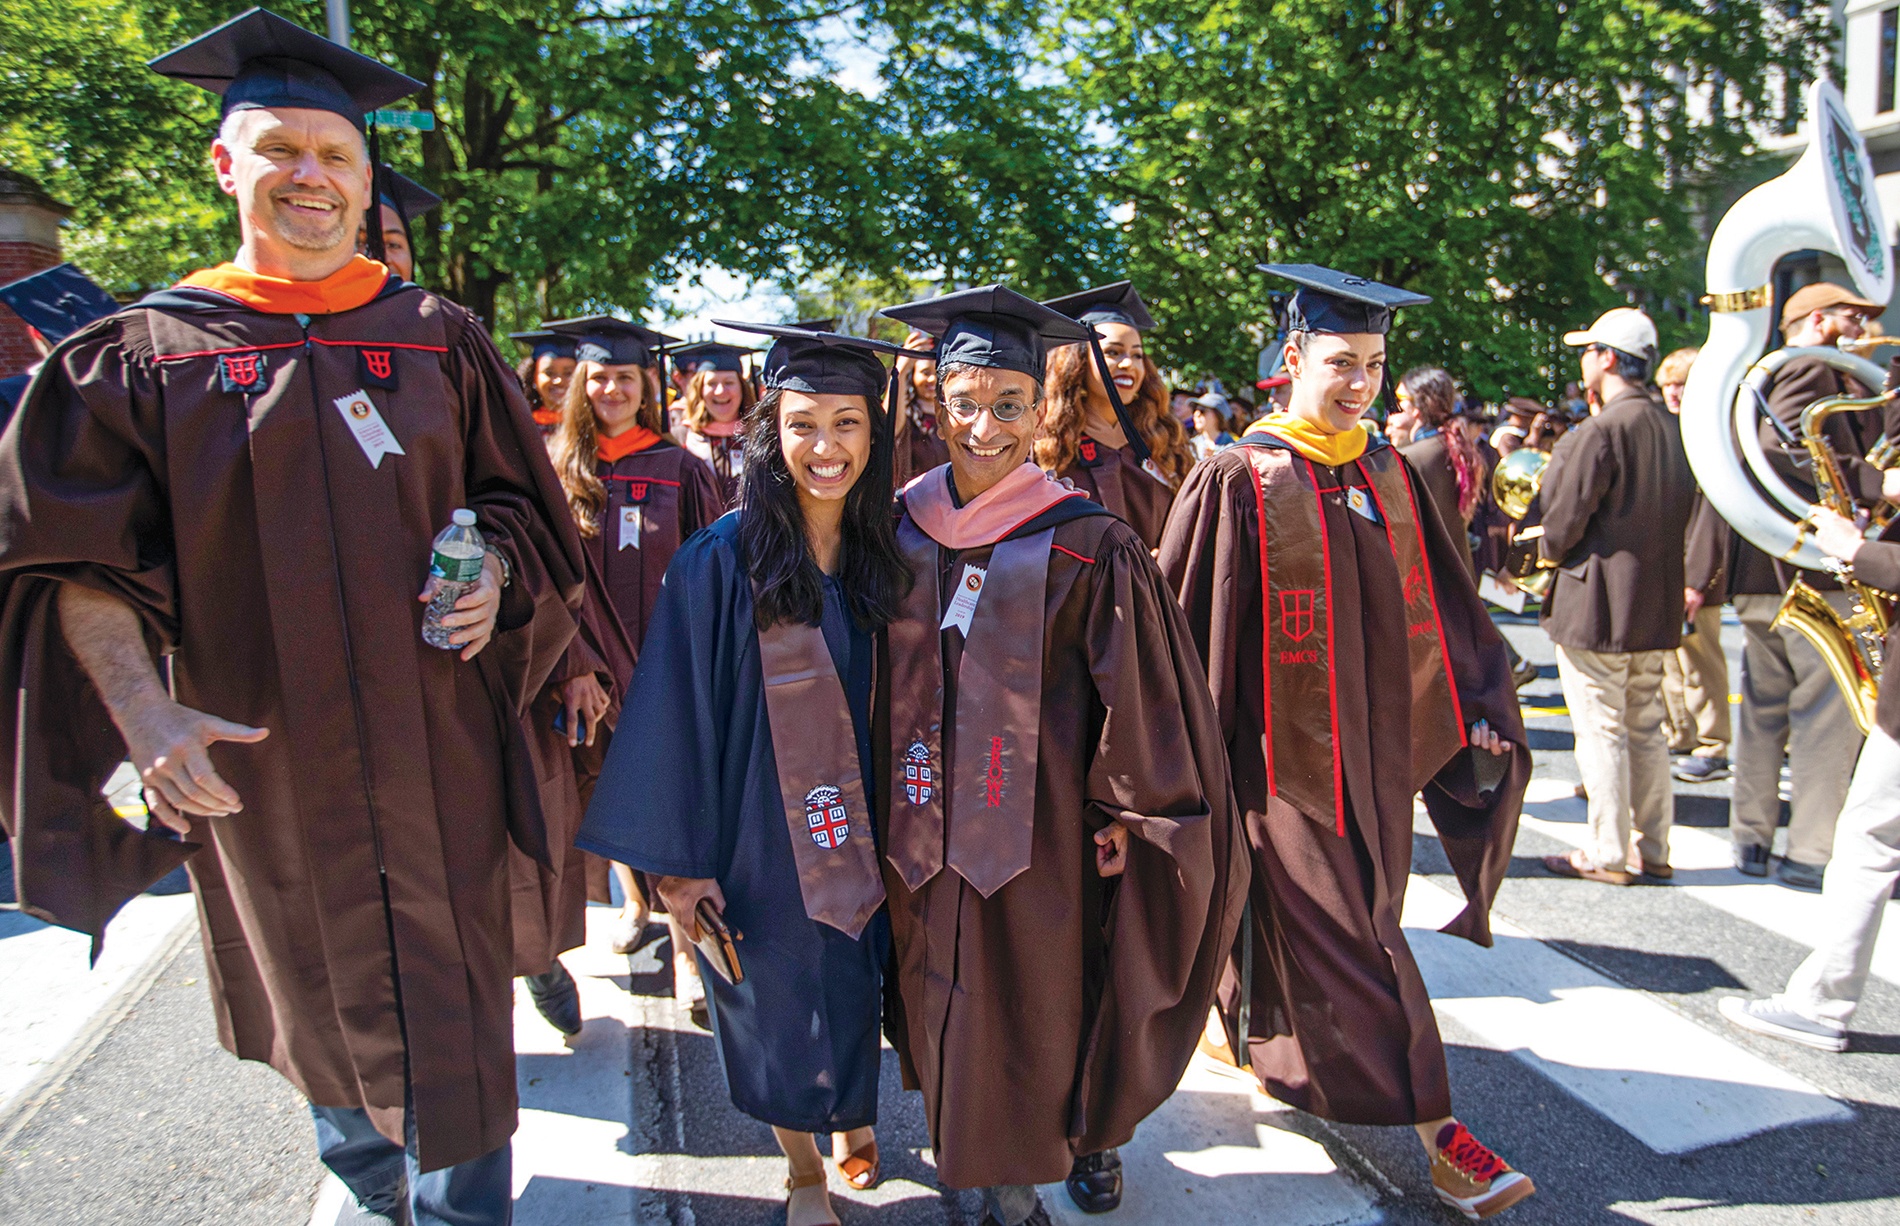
[422,509,486,649]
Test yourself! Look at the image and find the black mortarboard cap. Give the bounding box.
[1042,280,1156,331]
[378,168,441,224]
[0,263,119,344]
[715,320,904,401]
[149,8,422,133]
[791,317,840,334]
[507,329,578,362]
[544,315,680,367]
[879,284,1089,380]
[671,339,758,375]
[1259,264,1430,336]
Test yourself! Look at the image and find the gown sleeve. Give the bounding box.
[575,527,742,879]
[1074,523,1250,1153]
[1405,454,1530,948]
[0,316,194,948]
[443,311,585,712]
[1156,454,1259,746]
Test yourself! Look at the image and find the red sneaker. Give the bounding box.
[1430,1123,1536,1220]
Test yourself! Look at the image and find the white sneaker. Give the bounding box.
[1719,995,1847,1052]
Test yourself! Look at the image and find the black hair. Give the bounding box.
[737,388,913,632]
[1600,345,1652,384]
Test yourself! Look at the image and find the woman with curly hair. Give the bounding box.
[507,328,578,440]
[1395,365,1485,577]
[893,328,951,488]
[1037,282,1194,549]
[671,340,760,508]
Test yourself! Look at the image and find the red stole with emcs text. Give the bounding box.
[1244,443,1466,834]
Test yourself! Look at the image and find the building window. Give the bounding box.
[1882,7,1898,115]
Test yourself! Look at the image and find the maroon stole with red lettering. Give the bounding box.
[1243,441,1466,835]
[755,613,885,938]
[886,516,1098,897]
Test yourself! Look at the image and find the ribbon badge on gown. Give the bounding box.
[755,613,886,939]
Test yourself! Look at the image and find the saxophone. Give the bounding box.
[1683,78,1894,735]
[1770,389,1895,736]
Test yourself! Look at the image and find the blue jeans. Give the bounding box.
[310,1104,512,1226]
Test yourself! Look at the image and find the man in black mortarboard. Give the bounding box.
[1159,264,1536,1221]
[874,285,1246,1226]
[0,10,589,1223]
[358,166,442,284]
[0,262,121,420]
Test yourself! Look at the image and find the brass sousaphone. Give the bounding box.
[1493,447,1554,597]
[1683,80,1895,734]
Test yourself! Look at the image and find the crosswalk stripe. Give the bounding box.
[1404,875,1852,1154]
[1518,780,1900,987]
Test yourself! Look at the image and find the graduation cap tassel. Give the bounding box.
[1086,332,1153,468]
[365,120,388,266]
[882,360,902,488]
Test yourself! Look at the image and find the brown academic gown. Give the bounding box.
[513,553,639,974]
[882,488,1248,1189]
[896,409,951,491]
[0,281,584,1171]
[575,439,722,902]
[1160,434,1527,1126]
[674,424,745,509]
[1056,436,1176,550]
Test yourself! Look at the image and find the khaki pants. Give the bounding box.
[1731,593,1863,867]
[1663,604,1731,757]
[1555,644,1674,872]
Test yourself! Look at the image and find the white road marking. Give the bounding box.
[1404,875,1852,1154]
[1518,779,1900,987]
[1037,1054,1378,1226]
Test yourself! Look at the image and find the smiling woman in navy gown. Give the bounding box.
[578,322,910,1226]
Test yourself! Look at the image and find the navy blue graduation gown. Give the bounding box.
[577,512,887,1132]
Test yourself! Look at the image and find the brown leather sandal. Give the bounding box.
[785,1168,837,1226]
[1541,850,1634,886]
[835,1140,881,1190]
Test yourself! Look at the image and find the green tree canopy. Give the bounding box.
[1053,0,1832,400]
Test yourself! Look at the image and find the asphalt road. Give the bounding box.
[2,611,1898,1225]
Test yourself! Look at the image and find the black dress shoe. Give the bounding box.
[524,962,583,1037]
[1065,1148,1123,1213]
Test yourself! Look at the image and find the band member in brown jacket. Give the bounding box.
[1537,308,1695,886]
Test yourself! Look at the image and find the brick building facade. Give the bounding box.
[0,170,71,379]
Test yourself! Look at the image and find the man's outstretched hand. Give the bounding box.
[121,697,268,834]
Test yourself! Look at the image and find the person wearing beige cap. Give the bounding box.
[1705,281,1891,890]
[1538,307,1697,886]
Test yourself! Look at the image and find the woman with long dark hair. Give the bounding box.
[578,323,910,1226]
[671,340,760,508]
[1395,365,1486,577]
[544,316,725,1002]
[1036,282,1194,549]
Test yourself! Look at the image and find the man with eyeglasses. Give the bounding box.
[875,285,1246,1226]
[1704,281,1892,890]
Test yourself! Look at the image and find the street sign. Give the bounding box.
[367,110,436,131]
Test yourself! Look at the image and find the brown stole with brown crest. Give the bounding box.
[1242,441,1466,835]
[755,611,885,938]
[885,517,1057,897]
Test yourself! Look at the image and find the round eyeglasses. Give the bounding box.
[943,396,1036,423]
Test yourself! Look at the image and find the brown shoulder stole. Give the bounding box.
[1243,445,1465,835]
[886,517,1057,897]
[755,613,886,938]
